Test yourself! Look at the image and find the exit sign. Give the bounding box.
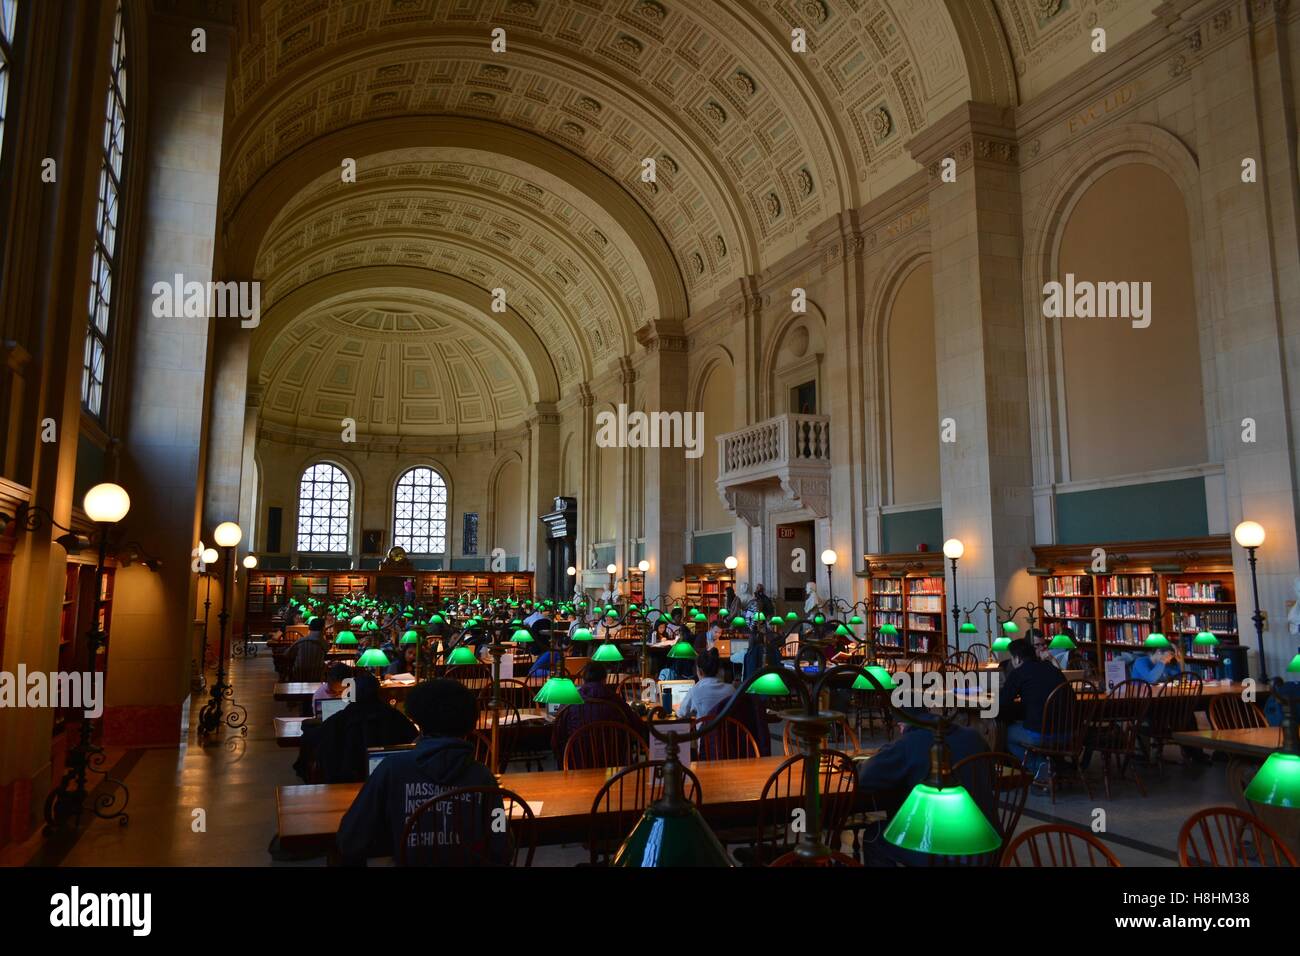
[778,527,795,539]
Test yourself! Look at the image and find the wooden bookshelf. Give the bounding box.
[683,563,734,617]
[861,553,948,660]
[628,570,646,606]
[1032,536,1239,681]
[249,569,536,619]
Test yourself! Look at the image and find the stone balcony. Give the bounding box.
[715,413,831,523]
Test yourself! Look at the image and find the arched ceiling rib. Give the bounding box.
[226,0,980,296]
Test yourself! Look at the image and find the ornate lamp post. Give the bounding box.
[233,553,259,658]
[43,483,133,833]
[1233,519,1268,680]
[197,521,249,740]
[196,546,218,691]
[942,538,964,652]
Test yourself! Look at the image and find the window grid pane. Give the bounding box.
[393,467,447,555]
[296,463,351,554]
[81,1,125,419]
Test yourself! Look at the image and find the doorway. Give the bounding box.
[774,520,815,616]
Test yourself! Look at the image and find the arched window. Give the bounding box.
[393,467,448,555]
[0,1,17,160]
[296,463,351,553]
[82,0,127,417]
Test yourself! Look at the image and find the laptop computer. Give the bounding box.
[657,680,696,714]
[316,696,348,721]
[366,743,417,777]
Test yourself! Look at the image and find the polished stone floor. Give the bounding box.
[2,650,1251,867]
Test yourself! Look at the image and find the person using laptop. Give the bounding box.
[313,662,353,712]
[676,647,735,719]
[336,679,503,865]
[312,670,418,784]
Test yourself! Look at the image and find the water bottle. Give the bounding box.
[1223,655,1232,683]
[662,687,672,712]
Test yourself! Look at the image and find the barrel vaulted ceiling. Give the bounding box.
[229,0,1159,438]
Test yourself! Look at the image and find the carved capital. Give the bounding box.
[635,318,688,353]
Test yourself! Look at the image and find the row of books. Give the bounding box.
[1043,575,1092,596]
[872,580,903,594]
[908,577,944,595]
[1101,622,1152,644]
[906,595,944,613]
[1043,597,1092,618]
[1048,621,1096,640]
[1166,580,1229,602]
[907,615,940,631]
[1101,598,1158,619]
[1171,609,1237,633]
[871,596,903,610]
[1096,574,1158,596]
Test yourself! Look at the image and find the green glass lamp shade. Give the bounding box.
[592,605,604,614]
[429,613,444,625]
[1001,620,1019,635]
[606,609,619,619]
[884,783,1003,856]
[510,628,534,644]
[447,646,478,665]
[959,622,978,634]
[535,677,584,706]
[747,672,790,696]
[835,624,853,638]
[357,648,390,668]
[350,615,366,628]
[731,615,747,627]
[813,614,825,625]
[852,665,897,692]
[611,806,732,867]
[878,623,899,637]
[629,607,641,617]
[334,630,358,646]
[849,615,864,625]
[1048,634,1076,650]
[991,636,1012,652]
[667,641,698,660]
[692,612,708,623]
[1144,633,1172,649]
[364,621,380,632]
[1192,630,1220,647]
[1244,752,1300,808]
[785,612,798,622]
[1286,653,1300,673]
[592,643,624,663]
[628,603,639,611]
[400,629,420,645]
[756,613,767,623]
[571,627,594,642]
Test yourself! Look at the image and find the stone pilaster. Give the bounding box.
[907,102,1035,614]
[637,319,690,601]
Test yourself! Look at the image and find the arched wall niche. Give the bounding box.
[689,348,736,532]
[1023,124,1214,488]
[761,303,827,419]
[882,259,940,506]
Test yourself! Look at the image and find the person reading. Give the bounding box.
[999,638,1065,783]
[336,679,502,865]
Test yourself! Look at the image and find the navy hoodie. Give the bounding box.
[336,735,502,864]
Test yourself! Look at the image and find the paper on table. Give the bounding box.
[509,800,543,819]
[649,720,692,767]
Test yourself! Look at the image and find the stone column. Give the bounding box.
[1166,0,1300,675]
[907,103,1035,614]
[102,16,232,746]
[637,320,690,602]
[526,403,561,596]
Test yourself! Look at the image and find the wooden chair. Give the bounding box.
[1208,695,1269,731]
[398,785,536,866]
[1146,676,1203,767]
[782,714,860,756]
[617,675,654,706]
[697,716,761,761]
[966,642,991,664]
[944,651,979,672]
[561,720,648,770]
[1022,683,1091,803]
[739,751,857,866]
[898,655,943,673]
[1178,806,1298,867]
[952,751,1031,844]
[1087,680,1151,798]
[587,761,703,865]
[1000,824,1121,867]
